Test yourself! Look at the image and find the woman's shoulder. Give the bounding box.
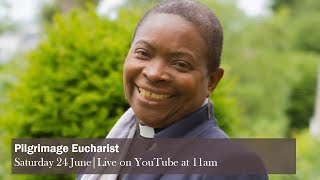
[185,118,229,138]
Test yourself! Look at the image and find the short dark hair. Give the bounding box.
[132,0,223,73]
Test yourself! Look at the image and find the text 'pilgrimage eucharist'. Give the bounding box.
[14,143,120,155]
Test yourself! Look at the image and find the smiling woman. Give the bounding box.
[123,13,222,128]
[77,0,267,179]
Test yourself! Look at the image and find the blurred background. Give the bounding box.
[0,0,319,179]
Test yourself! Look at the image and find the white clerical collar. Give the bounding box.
[201,98,209,107]
[137,98,209,138]
[138,123,155,138]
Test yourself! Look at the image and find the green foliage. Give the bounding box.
[1,0,240,139]
[0,55,24,108]
[270,0,320,133]
[271,0,296,12]
[39,1,60,24]
[0,3,241,179]
[293,13,320,54]
[269,131,320,180]
[211,65,240,137]
[1,0,318,178]
[271,0,320,14]
[40,0,100,24]
[271,0,320,54]
[295,130,320,179]
[1,6,134,180]
[203,1,299,137]
[2,8,132,139]
[286,62,317,132]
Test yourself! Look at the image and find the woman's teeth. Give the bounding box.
[139,88,170,100]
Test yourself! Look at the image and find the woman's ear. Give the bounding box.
[207,67,224,96]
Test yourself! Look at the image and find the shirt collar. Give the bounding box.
[137,98,213,138]
[138,123,155,138]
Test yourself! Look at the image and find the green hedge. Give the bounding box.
[1,7,239,138]
[0,6,240,180]
[3,9,133,138]
[286,62,317,132]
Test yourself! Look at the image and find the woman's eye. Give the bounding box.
[134,49,150,59]
[173,61,191,71]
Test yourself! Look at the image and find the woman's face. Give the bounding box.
[124,13,223,128]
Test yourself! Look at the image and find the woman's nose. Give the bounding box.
[142,60,170,83]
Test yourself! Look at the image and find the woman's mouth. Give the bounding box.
[138,87,171,101]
